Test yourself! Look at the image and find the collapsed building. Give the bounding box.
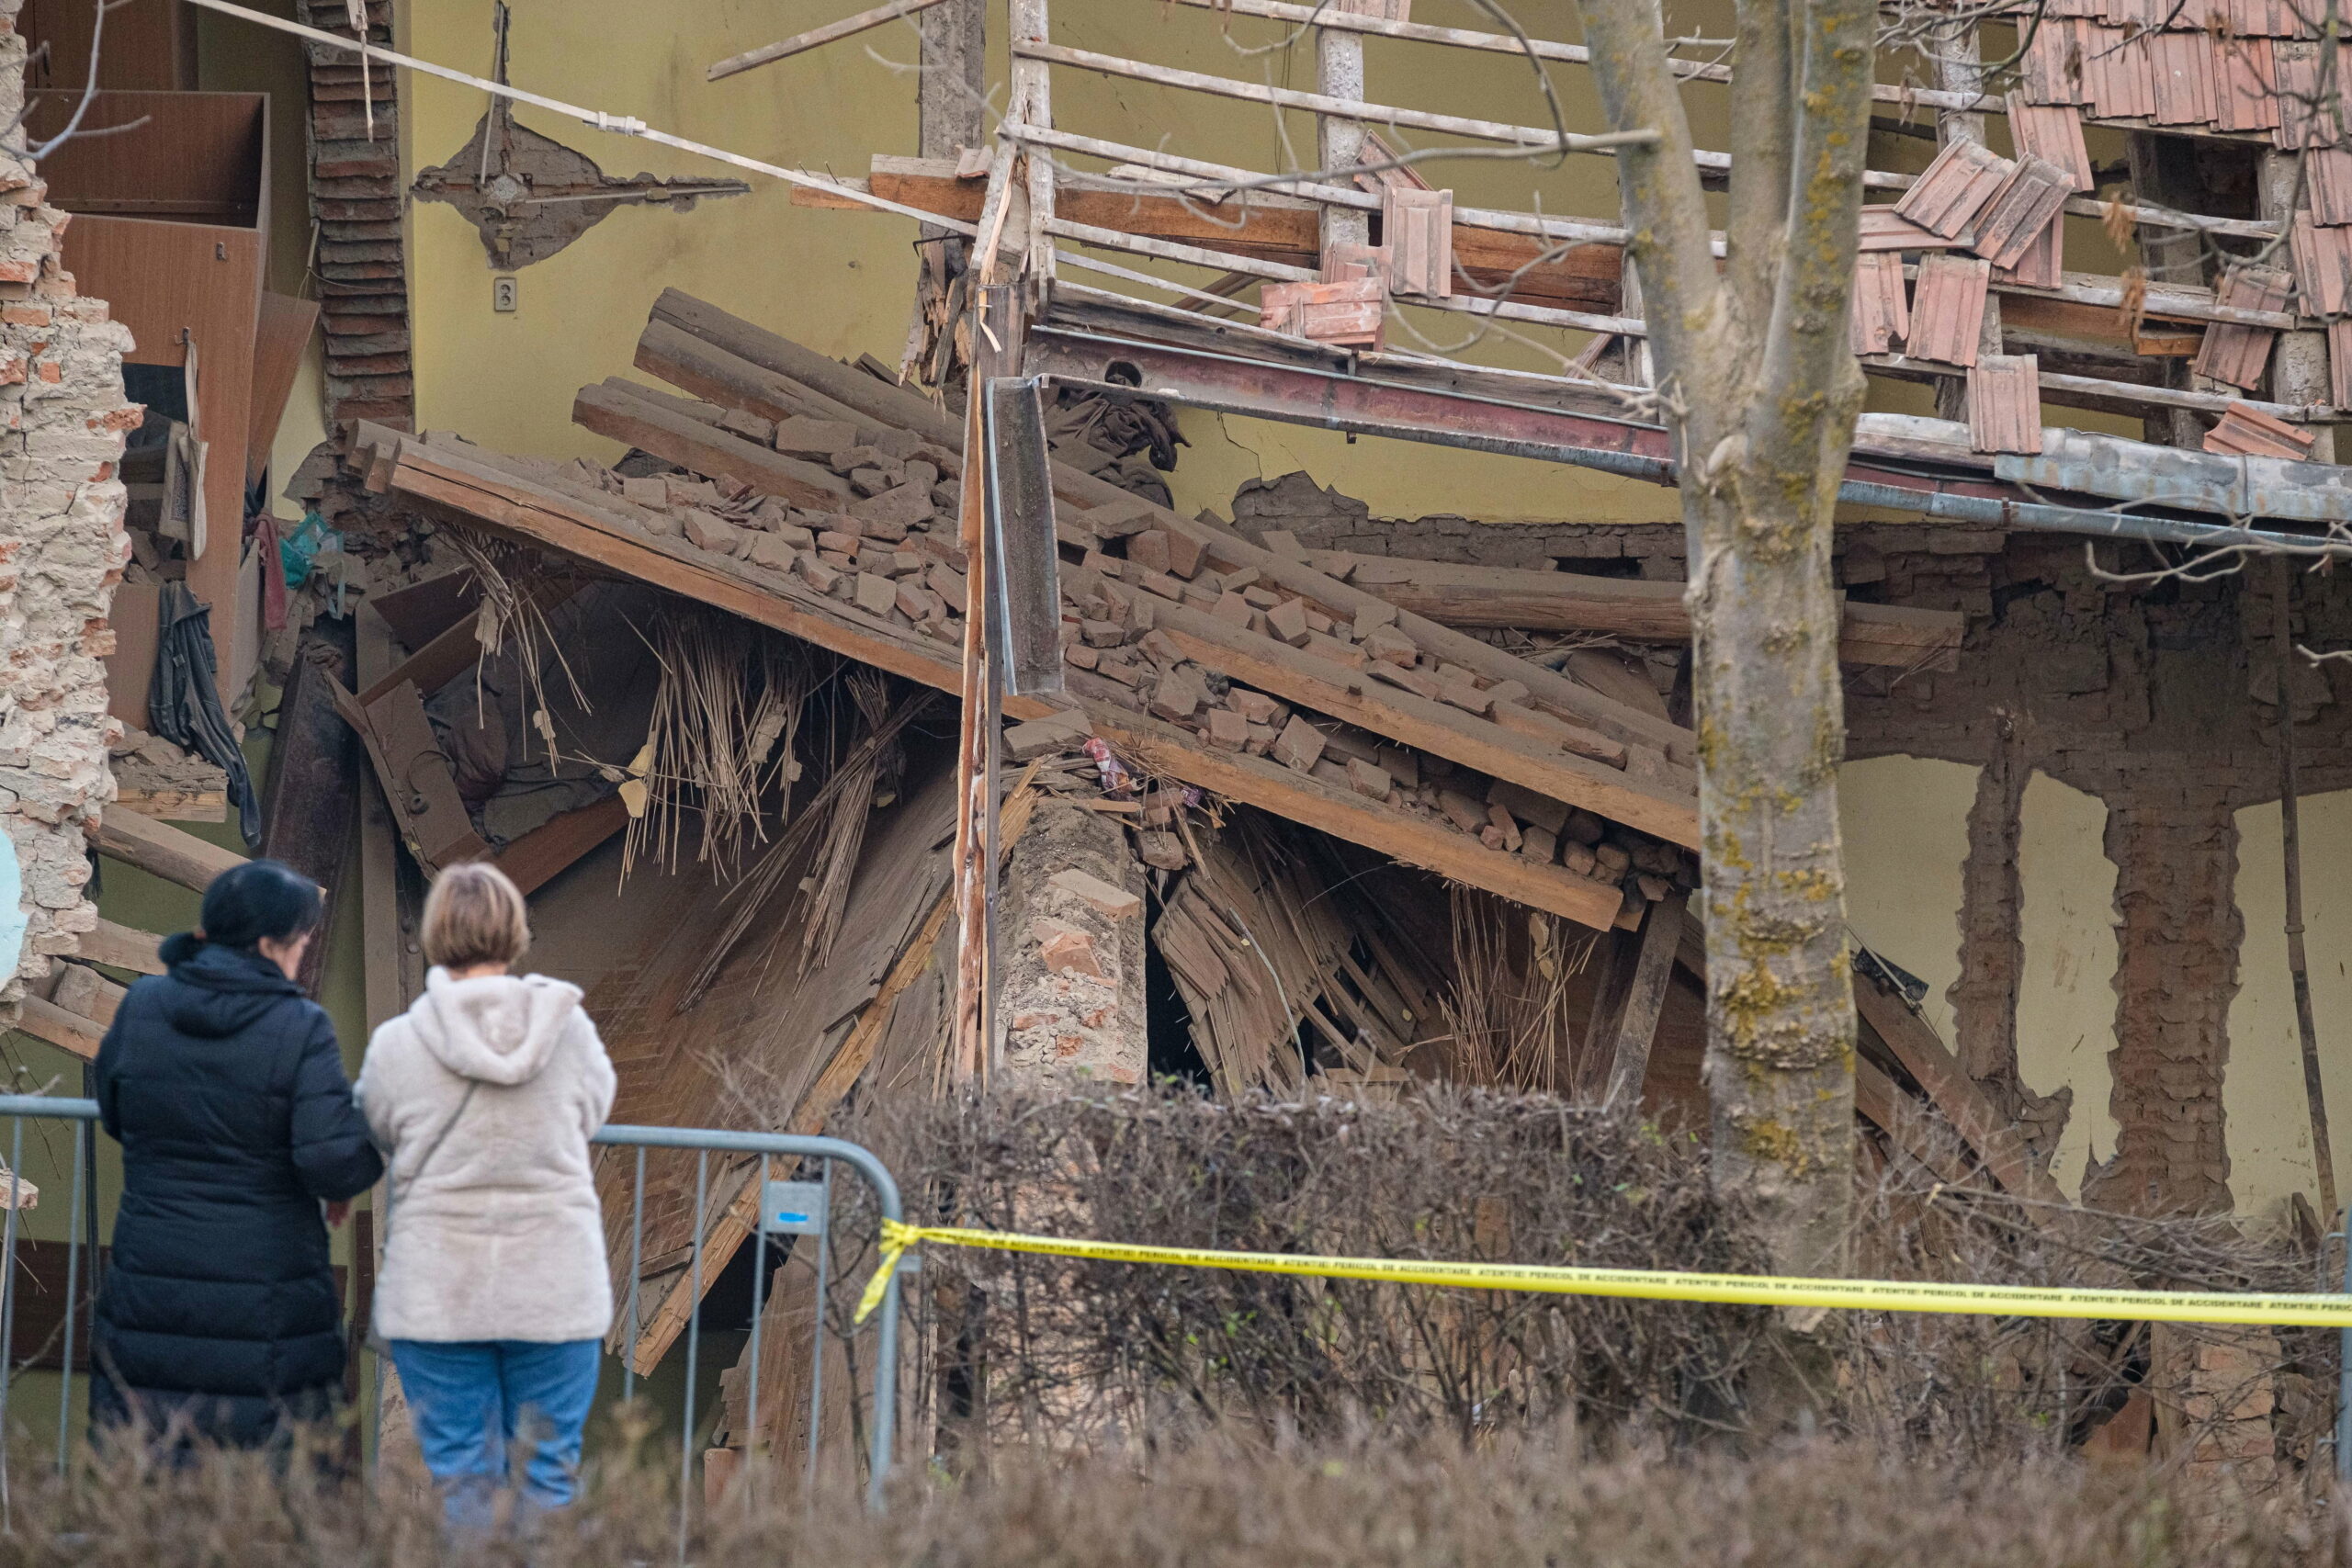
[5,0,2352,1479]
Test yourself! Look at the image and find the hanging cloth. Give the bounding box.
[159,332,209,559]
[149,582,260,846]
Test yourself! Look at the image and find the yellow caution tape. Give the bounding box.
[854,1218,2352,1327]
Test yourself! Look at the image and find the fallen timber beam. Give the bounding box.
[1669,907,2060,1218]
[92,807,244,895]
[572,379,853,509]
[368,433,1636,928]
[1849,969,2070,1213]
[76,918,166,976]
[638,289,1699,768]
[1143,595,1695,846]
[11,996,104,1060]
[1329,555,1962,669]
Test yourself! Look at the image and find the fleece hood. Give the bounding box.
[407,967,583,1086]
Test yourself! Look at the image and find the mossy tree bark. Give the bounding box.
[1573,0,1875,1287]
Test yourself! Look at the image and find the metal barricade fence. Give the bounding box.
[0,1094,906,1521]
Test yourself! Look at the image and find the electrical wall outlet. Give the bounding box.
[492,276,518,312]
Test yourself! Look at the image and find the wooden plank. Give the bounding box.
[51,963,126,1027]
[1850,969,2068,1210]
[383,440,1632,927]
[110,784,228,822]
[571,379,851,510]
[632,321,898,448]
[493,795,629,897]
[1854,1055,1980,1187]
[92,806,244,893]
[707,0,960,81]
[12,997,104,1061]
[1600,889,1684,1106]
[355,576,584,708]
[259,616,359,993]
[1147,596,1697,848]
[1087,703,1628,929]
[354,604,412,1035]
[628,768,1045,1376]
[76,918,165,976]
[1333,555,1962,667]
[335,678,492,875]
[824,160,1624,310]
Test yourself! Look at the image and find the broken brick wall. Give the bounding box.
[1225,469,2352,1219]
[0,0,136,1008]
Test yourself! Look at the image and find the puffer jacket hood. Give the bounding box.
[408,966,584,1086]
[157,935,303,1039]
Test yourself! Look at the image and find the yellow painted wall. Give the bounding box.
[390,0,1727,524]
[2014,772,2120,1197]
[1839,755,1973,1045]
[1838,757,2121,1201]
[2229,792,2352,1225]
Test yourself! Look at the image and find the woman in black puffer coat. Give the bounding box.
[90,859,383,1448]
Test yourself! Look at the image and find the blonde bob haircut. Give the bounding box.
[421,861,532,971]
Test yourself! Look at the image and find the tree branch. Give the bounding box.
[1753,0,1877,469]
[1574,0,1722,422]
[1724,0,1795,343]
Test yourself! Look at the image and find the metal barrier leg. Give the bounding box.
[679,1149,707,1564]
[57,1119,85,1473]
[625,1145,645,1404]
[0,1116,19,1517]
[745,1153,767,1503]
[805,1159,831,1495]
[2338,1210,2350,1484]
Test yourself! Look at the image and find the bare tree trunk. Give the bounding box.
[1576,0,1873,1289]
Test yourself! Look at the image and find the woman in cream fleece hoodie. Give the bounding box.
[357,862,616,1529]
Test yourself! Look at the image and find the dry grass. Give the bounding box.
[6,1425,2347,1567]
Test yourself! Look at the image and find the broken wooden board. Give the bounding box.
[1671,905,2061,1218]
[328,675,493,875]
[1327,554,1963,669]
[11,996,104,1060]
[75,917,166,976]
[108,784,229,822]
[794,155,1625,311]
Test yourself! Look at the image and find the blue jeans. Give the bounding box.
[387,1338,601,1529]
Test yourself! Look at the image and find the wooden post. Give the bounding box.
[2273,558,2336,1224]
[258,615,360,995]
[1009,0,1056,283]
[952,282,1025,1080]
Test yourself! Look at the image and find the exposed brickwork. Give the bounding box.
[998,800,1148,1088]
[0,0,135,1006]
[299,0,412,430]
[1229,468,2352,1218]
